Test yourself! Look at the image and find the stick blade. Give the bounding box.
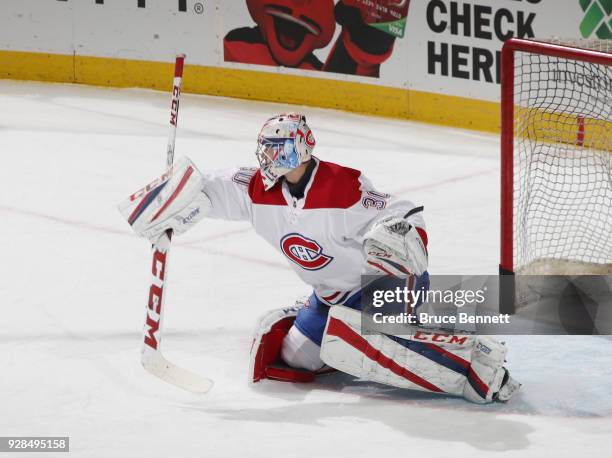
[142,350,213,394]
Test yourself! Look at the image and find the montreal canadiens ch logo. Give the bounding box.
[280,233,333,271]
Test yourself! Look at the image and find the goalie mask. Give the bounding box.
[256,113,315,190]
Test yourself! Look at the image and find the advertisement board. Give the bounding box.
[0,1,607,130]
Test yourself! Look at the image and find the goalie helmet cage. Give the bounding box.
[499,38,612,314]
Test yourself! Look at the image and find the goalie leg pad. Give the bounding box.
[320,306,517,403]
[250,300,327,383]
[249,304,302,383]
[249,297,339,383]
[462,335,509,403]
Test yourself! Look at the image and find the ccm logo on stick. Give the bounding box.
[280,234,333,271]
[144,248,167,350]
[170,85,180,126]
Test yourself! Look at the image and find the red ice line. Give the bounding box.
[0,204,287,270]
[393,167,497,195]
[0,167,496,268]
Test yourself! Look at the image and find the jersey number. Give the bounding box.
[232,167,257,187]
[362,191,389,210]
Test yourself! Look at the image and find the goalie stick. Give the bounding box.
[141,55,213,394]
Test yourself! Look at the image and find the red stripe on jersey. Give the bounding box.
[416,227,428,247]
[248,170,286,205]
[322,291,341,301]
[303,161,362,209]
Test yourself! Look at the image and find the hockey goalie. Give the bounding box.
[120,113,520,403]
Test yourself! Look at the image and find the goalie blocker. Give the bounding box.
[250,304,520,403]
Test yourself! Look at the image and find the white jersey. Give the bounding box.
[201,158,426,306]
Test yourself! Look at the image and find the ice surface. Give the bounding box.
[0,81,610,457]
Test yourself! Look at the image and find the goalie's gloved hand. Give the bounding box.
[363,214,428,277]
[118,156,212,241]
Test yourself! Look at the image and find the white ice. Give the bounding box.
[0,81,610,458]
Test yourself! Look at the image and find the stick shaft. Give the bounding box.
[140,56,212,393]
[167,54,185,168]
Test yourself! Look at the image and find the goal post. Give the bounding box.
[499,38,612,314]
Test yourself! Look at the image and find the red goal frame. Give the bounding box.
[499,38,612,275]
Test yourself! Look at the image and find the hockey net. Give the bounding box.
[500,38,612,310]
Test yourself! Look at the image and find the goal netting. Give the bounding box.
[501,38,612,278]
[499,38,612,312]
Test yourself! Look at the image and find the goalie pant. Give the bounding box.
[321,305,509,403]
